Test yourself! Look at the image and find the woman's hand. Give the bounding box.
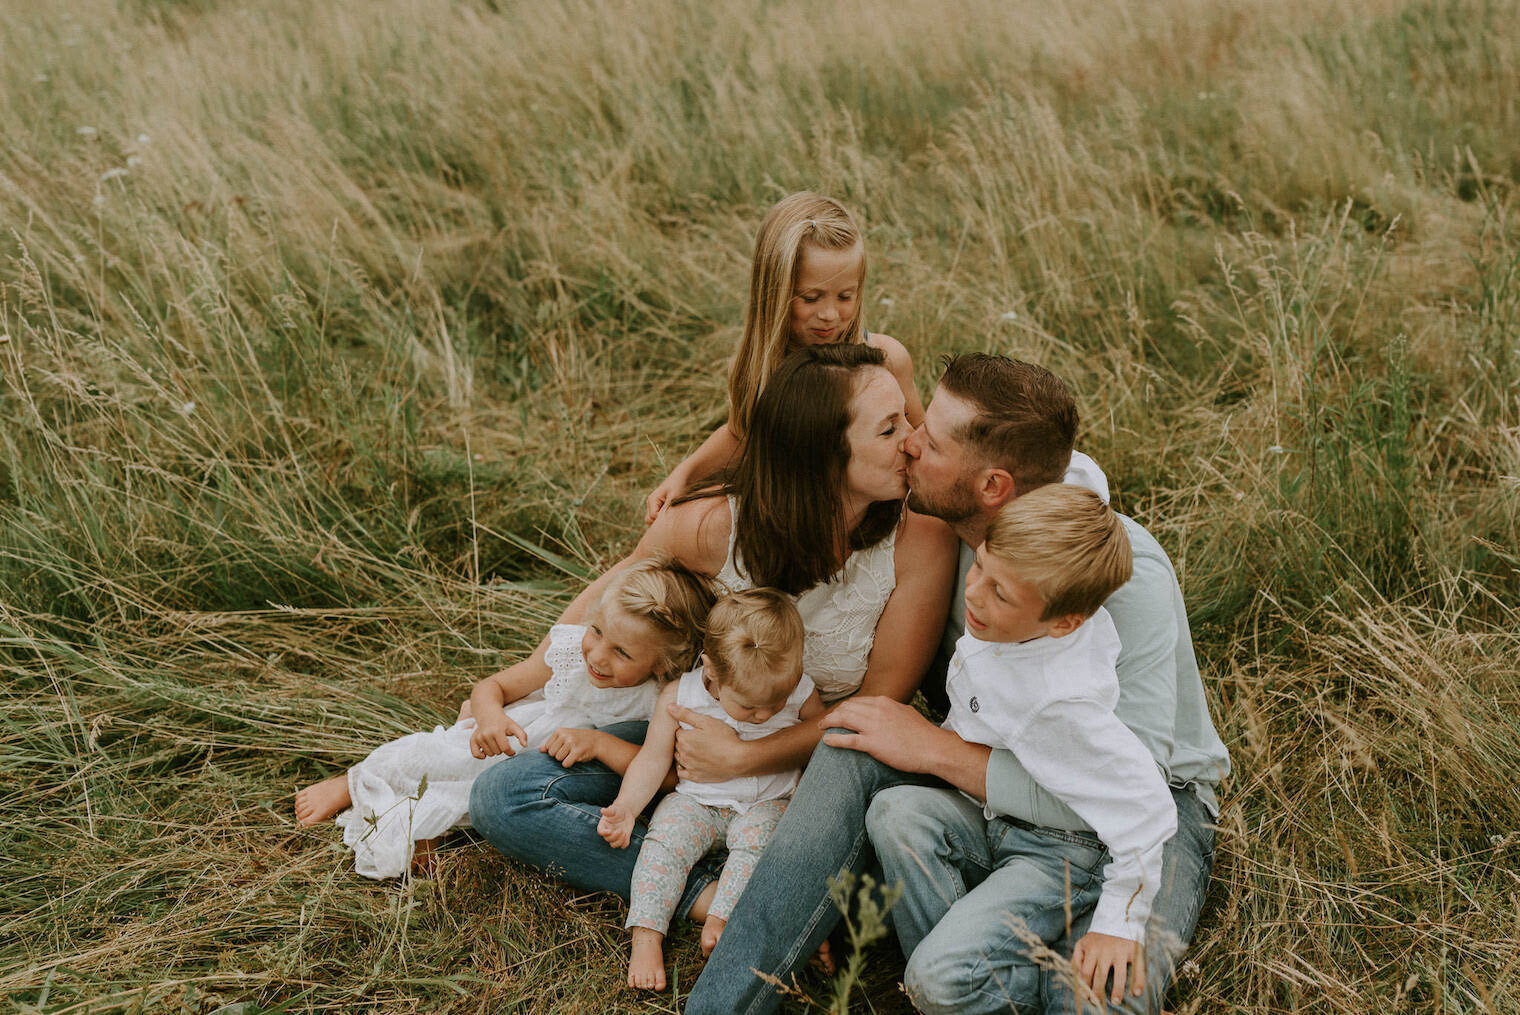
[670,704,746,782]
[469,712,527,759]
[540,727,605,768]
[598,804,637,848]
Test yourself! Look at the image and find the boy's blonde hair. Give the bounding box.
[984,485,1133,621]
[728,192,866,441]
[702,588,805,701]
[597,555,718,679]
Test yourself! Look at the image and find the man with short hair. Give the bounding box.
[685,354,1229,1015]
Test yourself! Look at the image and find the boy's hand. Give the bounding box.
[469,713,527,759]
[540,728,603,768]
[1071,931,1145,1005]
[598,804,636,848]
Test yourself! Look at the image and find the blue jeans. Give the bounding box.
[1040,787,1217,1014]
[867,785,1107,1014]
[466,719,719,918]
[685,738,928,1015]
[686,743,1218,1015]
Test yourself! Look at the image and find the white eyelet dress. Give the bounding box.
[714,496,898,704]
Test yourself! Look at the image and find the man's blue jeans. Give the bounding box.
[466,720,719,919]
[867,785,1108,1014]
[686,743,1216,1015]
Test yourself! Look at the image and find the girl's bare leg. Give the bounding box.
[628,927,668,990]
[410,837,442,877]
[294,774,351,825]
[687,881,718,924]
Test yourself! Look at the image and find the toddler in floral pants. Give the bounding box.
[599,588,822,990]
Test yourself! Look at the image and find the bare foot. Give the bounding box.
[410,837,441,877]
[812,938,836,975]
[687,881,717,924]
[294,774,351,826]
[700,914,727,957]
[628,927,667,990]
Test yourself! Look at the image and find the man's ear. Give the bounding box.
[1045,613,1086,639]
[974,468,1017,511]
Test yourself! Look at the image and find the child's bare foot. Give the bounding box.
[812,938,836,975]
[628,927,667,990]
[410,837,441,877]
[687,881,718,924]
[294,774,351,826]
[699,914,727,957]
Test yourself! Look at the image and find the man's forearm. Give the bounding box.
[917,725,992,800]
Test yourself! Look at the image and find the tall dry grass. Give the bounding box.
[3,0,1519,1011]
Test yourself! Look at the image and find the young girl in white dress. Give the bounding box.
[597,588,824,990]
[294,557,717,878]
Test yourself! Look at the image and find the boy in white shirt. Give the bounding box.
[867,483,1177,1011]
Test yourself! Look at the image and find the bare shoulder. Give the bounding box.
[893,507,958,574]
[864,332,915,374]
[636,493,732,575]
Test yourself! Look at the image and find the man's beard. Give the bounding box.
[906,472,978,525]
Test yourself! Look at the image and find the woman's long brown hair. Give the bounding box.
[678,344,902,595]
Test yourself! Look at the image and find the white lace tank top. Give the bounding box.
[714,496,897,703]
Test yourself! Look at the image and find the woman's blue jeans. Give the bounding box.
[466,720,719,919]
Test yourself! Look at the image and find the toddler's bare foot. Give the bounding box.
[410,837,441,877]
[812,938,836,975]
[294,774,351,826]
[628,927,667,990]
[700,914,727,957]
[686,881,718,924]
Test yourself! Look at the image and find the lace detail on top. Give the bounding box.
[714,497,897,703]
[540,624,661,728]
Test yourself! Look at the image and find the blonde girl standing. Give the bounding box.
[644,192,925,522]
[294,557,716,879]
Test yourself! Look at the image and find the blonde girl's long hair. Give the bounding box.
[728,192,867,441]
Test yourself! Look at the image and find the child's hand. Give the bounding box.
[644,474,683,525]
[469,713,527,759]
[598,804,636,848]
[540,728,604,768]
[457,698,474,722]
[1071,931,1145,1005]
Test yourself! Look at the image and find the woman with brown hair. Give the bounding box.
[467,342,956,926]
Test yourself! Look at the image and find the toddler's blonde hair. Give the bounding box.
[984,485,1133,621]
[702,588,805,702]
[728,192,866,441]
[597,555,718,678]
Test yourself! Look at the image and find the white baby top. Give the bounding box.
[942,609,1178,942]
[672,667,816,812]
[714,496,896,703]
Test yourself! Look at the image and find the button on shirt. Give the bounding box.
[943,609,1178,942]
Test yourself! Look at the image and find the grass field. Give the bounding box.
[4,0,1520,1011]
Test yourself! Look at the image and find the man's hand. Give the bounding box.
[820,696,940,772]
[598,804,637,848]
[1071,931,1145,1005]
[670,704,744,782]
[468,713,527,759]
[540,727,604,768]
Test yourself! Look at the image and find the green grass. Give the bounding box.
[4,0,1520,1010]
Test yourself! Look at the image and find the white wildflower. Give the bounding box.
[91,194,105,209]
[1000,311,1018,322]
[137,132,151,145]
[33,73,48,84]
[1268,444,1286,454]
[126,155,143,167]
[878,296,893,307]
[0,334,10,344]
[76,125,98,138]
[178,401,196,416]
[101,167,128,182]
